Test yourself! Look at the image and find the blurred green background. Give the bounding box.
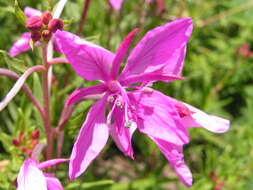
[0,0,253,189]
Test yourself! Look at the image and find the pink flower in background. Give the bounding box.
[108,0,124,10]
[17,158,68,190]
[9,7,41,57]
[54,18,229,186]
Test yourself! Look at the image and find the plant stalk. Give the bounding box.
[42,44,53,160]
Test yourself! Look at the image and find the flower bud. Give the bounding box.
[42,11,52,25]
[12,138,20,147]
[31,31,41,42]
[31,129,40,140]
[26,16,43,31]
[48,18,64,33]
[42,30,52,41]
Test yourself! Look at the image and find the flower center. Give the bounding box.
[107,80,122,92]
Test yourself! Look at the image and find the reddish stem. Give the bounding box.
[42,45,54,160]
[0,68,44,118]
[48,58,69,66]
[77,0,91,34]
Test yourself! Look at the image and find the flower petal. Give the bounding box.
[179,102,230,133]
[150,137,192,187]
[69,96,109,181]
[109,105,136,159]
[24,7,41,18]
[109,0,124,10]
[44,173,63,190]
[17,159,47,190]
[65,84,107,106]
[129,90,189,145]
[121,72,183,86]
[121,18,192,77]
[111,29,139,79]
[54,30,115,81]
[9,32,31,57]
[38,159,69,170]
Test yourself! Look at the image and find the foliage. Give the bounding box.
[0,0,253,189]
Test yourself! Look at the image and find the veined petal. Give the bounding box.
[111,29,139,79]
[121,18,192,78]
[65,84,107,106]
[109,0,124,10]
[109,105,136,159]
[179,102,230,133]
[150,137,192,187]
[24,7,42,18]
[121,72,183,86]
[69,96,109,181]
[17,159,47,190]
[38,159,69,170]
[45,173,63,190]
[54,30,115,81]
[9,32,31,57]
[129,90,189,145]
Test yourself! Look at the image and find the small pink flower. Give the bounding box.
[17,158,68,190]
[108,0,124,10]
[54,18,230,186]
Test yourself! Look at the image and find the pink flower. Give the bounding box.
[108,0,124,10]
[17,158,68,190]
[54,18,229,186]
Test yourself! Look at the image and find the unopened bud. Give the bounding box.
[42,11,52,25]
[26,16,43,31]
[31,129,40,140]
[48,18,64,33]
[31,31,41,42]
[12,138,20,147]
[42,30,52,41]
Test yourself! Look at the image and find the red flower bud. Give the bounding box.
[31,31,41,42]
[42,30,52,41]
[21,147,32,155]
[48,18,64,33]
[26,16,43,31]
[12,138,20,147]
[19,132,25,142]
[31,129,40,140]
[42,11,52,25]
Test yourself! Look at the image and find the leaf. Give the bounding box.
[0,50,28,73]
[14,0,26,25]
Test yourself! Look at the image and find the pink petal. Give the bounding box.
[111,29,139,79]
[38,159,69,170]
[179,102,230,133]
[150,138,192,187]
[129,90,189,145]
[121,18,193,78]
[121,72,184,86]
[9,32,31,57]
[17,159,47,190]
[54,30,115,81]
[109,106,136,159]
[109,0,124,10]
[65,84,107,106]
[24,7,42,18]
[44,173,63,190]
[69,96,109,181]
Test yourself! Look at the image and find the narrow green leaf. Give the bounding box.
[14,0,26,25]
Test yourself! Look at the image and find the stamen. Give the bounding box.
[107,96,114,103]
[124,120,132,128]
